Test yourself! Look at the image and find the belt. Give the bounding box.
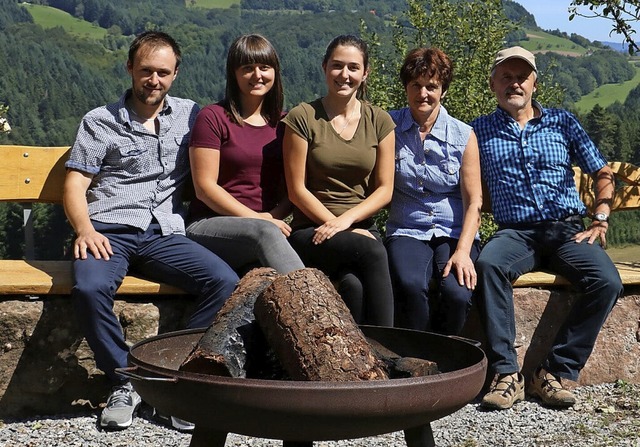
[500,214,584,230]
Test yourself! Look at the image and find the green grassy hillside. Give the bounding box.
[23,4,107,39]
[520,29,591,56]
[574,64,640,112]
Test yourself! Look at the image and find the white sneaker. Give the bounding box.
[100,382,142,430]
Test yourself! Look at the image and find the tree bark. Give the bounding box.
[179,267,280,377]
[254,268,388,381]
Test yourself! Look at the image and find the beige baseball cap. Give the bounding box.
[492,46,537,72]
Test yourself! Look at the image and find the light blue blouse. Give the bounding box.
[386,105,477,241]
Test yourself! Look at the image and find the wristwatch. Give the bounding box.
[593,212,609,223]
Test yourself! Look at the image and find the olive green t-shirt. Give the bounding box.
[282,98,395,229]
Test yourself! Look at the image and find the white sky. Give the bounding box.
[514,0,625,44]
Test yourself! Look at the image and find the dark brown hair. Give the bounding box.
[128,31,182,69]
[322,34,369,101]
[399,47,453,93]
[224,34,283,127]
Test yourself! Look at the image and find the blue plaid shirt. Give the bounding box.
[386,106,477,241]
[66,90,200,235]
[471,102,607,226]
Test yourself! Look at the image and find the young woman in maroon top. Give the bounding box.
[186,34,304,274]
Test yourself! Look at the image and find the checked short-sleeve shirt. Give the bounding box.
[66,90,200,235]
[471,102,607,226]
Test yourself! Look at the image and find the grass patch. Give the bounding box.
[519,29,591,56]
[22,3,107,40]
[574,65,640,113]
[606,244,640,263]
[186,0,240,8]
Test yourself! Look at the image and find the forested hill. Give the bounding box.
[0,0,636,148]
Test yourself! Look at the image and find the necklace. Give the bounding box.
[334,103,357,135]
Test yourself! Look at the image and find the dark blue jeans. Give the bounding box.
[72,221,238,382]
[289,225,394,326]
[475,219,622,381]
[386,235,480,335]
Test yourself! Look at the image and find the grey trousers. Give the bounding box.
[186,216,305,274]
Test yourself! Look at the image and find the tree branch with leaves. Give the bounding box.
[569,0,639,54]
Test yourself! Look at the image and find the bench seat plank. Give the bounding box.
[513,262,640,288]
[1,260,637,298]
[0,260,185,295]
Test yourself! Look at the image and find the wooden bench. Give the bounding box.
[0,145,184,296]
[0,144,639,297]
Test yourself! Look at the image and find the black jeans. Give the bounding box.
[288,225,394,326]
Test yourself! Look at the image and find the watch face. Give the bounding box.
[595,212,608,222]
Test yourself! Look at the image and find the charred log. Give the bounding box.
[367,338,439,379]
[179,267,280,377]
[254,268,389,381]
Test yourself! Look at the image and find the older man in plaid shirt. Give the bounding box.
[471,46,623,411]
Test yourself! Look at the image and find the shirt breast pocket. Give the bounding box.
[109,144,152,175]
[435,158,461,191]
[395,149,420,190]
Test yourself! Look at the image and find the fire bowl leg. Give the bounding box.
[189,425,228,447]
[282,442,313,447]
[404,423,435,447]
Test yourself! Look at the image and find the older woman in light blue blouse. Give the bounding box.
[385,47,482,335]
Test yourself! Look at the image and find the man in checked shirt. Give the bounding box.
[63,31,238,430]
[471,46,623,411]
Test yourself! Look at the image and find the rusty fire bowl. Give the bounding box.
[123,325,486,444]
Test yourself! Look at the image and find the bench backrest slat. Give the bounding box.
[574,162,640,212]
[0,145,70,203]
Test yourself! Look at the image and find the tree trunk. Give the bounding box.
[254,268,388,381]
[179,267,280,378]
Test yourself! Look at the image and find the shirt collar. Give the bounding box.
[398,104,450,142]
[494,100,545,123]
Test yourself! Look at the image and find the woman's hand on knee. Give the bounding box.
[312,215,354,244]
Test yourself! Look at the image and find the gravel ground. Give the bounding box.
[1,382,639,447]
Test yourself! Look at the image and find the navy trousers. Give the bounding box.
[72,221,238,382]
[386,235,480,335]
[475,219,622,381]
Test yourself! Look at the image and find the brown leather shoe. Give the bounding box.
[528,367,576,408]
[481,372,525,410]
